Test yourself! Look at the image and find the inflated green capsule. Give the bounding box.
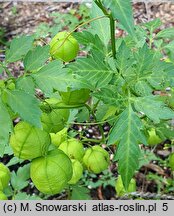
[83,146,109,174]
[41,109,69,133]
[147,128,163,146]
[50,128,67,147]
[50,31,79,62]
[59,138,84,161]
[0,191,8,200]
[115,175,136,197]
[10,121,51,160]
[0,163,10,190]
[30,149,73,195]
[68,159,83,185]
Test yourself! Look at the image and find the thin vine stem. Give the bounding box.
[69,115,117,126]
[94,0,116,59]
[109,15,116,59]
[85,104,105,143]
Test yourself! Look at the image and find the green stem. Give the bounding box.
[69,115,117,126]
[94,0,116,59]
[94,0,109,16]
[85,104,105,143]
[109,15,116,59]
[67,187,71,200]
[82,138,101,143]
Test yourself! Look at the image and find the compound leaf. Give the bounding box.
[108,104,146,189]
[0,99,12,156]
[134,96,174,123]
[156,27,174,39]
[90,2,110,47]
[103,0,135,36]
[6,35,34,63]
[71,185,91,200]
[69,54,113,89]
[24,45,50,71]
[11,164,30,191]
[16,76,35,95]
[5,90,42,128]
[32,60,92,96]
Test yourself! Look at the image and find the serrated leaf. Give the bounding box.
[6,157,24,167]
[108,105,146,189]
[96,104,117,121]
[69,55,113,89]
[143,18,162,33]
[163,41,174,52]
[138,149,158,169]
[14,192,42,200]
[16,76,35,95]
[103,0,135,36]
[74,31,106,56]
[134,96,174,123]
[115,42,135,79]
[90,2,110,47]
[156,27,174,39]
[71,185,91,200]
[6,90,42,128]
[93,87,125,106]
[6,35,34,63]
[134,44,154,75]
[164,63,174,86]
[0,99,12,156]
[11,164,30,191]
[24,45,50,71]
[32,60,92,96]
[133,81,153,96]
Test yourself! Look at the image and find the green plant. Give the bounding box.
[41,108,69,133]
[0,191,8,200]
[0,163,10,191]
[50,31,79,62]
[60,88,90,105]
[147,128,163,146]
[169,153,174,171]
[68,159,83,185]
[30,149,73,195]
[59,138,85,161]
[83,146,110,174]
[115,175,136,197]
[10,121,51,159]
[0,0,174,199]
[50,128,68,147]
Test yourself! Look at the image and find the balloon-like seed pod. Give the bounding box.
[59,138,85,162]
[0,163,10,191]
[0,191,8,200]
[41,109,69,134]
[50,31,79,62]
[50,128,68,147]
[30,149,73,195]
[10,121,51,160]
[68,159,83,185]
[83,146,110,174]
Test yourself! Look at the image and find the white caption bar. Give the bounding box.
[0,200,173,216]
